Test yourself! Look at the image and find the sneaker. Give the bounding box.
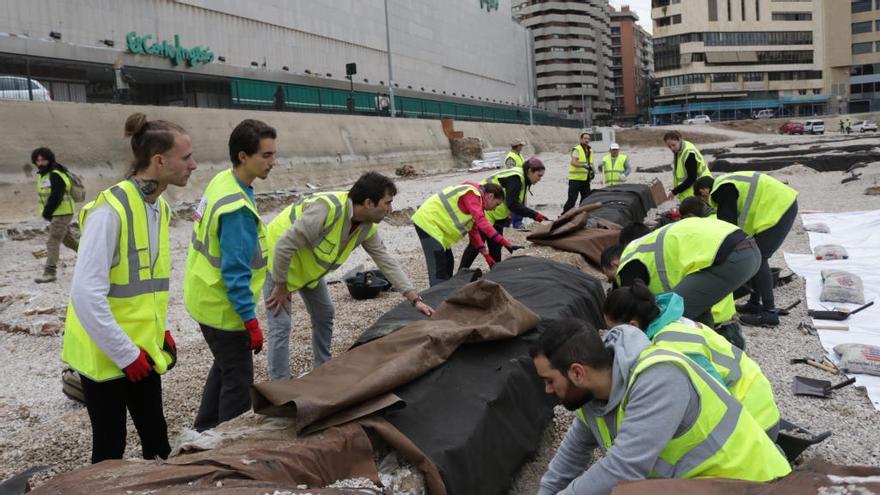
[740,310,779,327]
[735,301,763,314]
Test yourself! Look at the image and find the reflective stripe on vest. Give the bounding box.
[652,318,780,432]
[627,349,788,480]
[709,172,798,236]
[617,217,739,295]
[411,184,480,249]
[569,145,593,181]
[266,192,377,291]
[673,141,711,201]
[37,169,74,216]
[602,153,628,186]
[576,348,790,481]
[504,151,524,169]
[183,169,268,331]
[62,180,172,381]
[482,167,527,222]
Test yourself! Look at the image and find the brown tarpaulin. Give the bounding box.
[526,203,622,267]
[611,459,880,495]
[251,279,540,434]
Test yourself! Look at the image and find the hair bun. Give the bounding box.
[123,112,148,138]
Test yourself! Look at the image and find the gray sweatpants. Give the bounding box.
[263,273,336,379]
[674,238,762,327]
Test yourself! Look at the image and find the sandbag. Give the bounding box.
[820,269,865,304]
[814,244,848,260]
[804,222,830,233]
[834,343,880,376]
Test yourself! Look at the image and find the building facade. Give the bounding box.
[845,0,880,113]
[0,0,568,124]
[514,0,615,125]
[650,0,850,123]
[610,5,653,123]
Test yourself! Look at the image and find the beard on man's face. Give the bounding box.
[559,376,594,411]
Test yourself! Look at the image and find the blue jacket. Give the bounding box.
[218,176,258,322]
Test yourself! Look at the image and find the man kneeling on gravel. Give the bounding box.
[531,319,791,495]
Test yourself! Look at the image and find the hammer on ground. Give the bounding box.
[790,356,839,374]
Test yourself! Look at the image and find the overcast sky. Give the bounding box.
[609,0,653,34]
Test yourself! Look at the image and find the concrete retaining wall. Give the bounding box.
[0,101,574,222]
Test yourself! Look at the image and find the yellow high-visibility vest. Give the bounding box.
[37,169,74,216]
[183,169,268,331]
[411,183,481,249]
[481,167,527,223]
[62,180,173,381]
[602,153,628,186]
[569,144,593,181]
[266,192,377,291]
[709,171,798,236]
[673,140,711,201]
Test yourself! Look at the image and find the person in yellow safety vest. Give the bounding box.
[563,132,595,213]
[505,138,527,228]
[412,181,523,286]
[694,172,799,328]
[184,119,275,433]
[599,143,631,187]
[531,319,791,495]
[262,173,434,376]
[62,113,196,463]
[603,285,781,439]
[599,217,761,344]
[504,138,526,169]
[32,147,80,283]
[663,130,711,202]
[459,157,549,270]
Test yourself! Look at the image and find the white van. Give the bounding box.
[753,109,775,119]
[0,76,52,101]
[684,114,711,125]
[803,119,825,135]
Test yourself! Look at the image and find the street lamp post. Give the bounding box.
[525,29,534,126]
[383,0,396,118]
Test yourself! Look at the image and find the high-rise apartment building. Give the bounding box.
[515,0,614,124]
[650,0,849,123]
[609,5,653,122]
[845,0,880,113]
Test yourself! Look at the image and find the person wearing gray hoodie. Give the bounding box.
[530,319,790,495]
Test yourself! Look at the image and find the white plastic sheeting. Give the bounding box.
[784,209,880,410]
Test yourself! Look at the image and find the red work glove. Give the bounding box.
[534,213,548,222]
[123,349,152,383]
[163,330,178,370]
[483,252,496,267]
[244,318,264,354]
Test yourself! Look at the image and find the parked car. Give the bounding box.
[753,109,776,119]
[779,122,804,135]
[852,120,878,133]
[803,119,825,135]
[684,114,711,124]
[633,123,648,129]
[0,76,51,101]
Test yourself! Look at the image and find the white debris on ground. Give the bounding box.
[377,451,425,495]
[2,128,880,491]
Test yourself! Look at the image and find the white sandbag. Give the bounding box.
[834,343,880,377]
[820,269,865,304]
[814,244,849,260]
[804,222,830,233]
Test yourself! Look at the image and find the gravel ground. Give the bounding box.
[2,129,879,490]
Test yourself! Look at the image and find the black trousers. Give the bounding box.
[194,323,254,432]
[748,201,799,310]
[459,220,506,270]
[80,371,170,464]
[416,225,454,287]
[563,180,590,213]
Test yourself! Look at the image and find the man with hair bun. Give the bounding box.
[185,119,276,432]
[62,112,196,463]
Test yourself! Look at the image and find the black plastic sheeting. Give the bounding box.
[580,184,657,227]
[356,256,606,495]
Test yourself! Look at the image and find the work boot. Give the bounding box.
[35,266,57,284]
[715,322,746,350]
[735,301,763,314]
[740,310,779,327]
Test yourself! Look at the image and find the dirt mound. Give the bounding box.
[710,120,781,134]
[773,163,819,176]
[616,128,730,148]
